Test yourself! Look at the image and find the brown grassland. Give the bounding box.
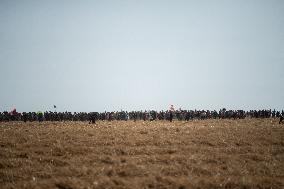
[0,119,283,189]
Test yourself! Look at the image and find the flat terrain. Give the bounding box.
[0,119,283,189]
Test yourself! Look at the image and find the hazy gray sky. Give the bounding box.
[0,0,283,112]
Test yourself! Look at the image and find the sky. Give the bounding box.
[0,0,284,112]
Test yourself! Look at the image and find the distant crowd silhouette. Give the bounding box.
[0,108,283,124]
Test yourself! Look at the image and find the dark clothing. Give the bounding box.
[169,112,173,122]
[279,115,283,124]
[89,113,97,124]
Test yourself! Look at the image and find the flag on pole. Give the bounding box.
[54,105,57,108]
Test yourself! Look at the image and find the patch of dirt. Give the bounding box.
[0,119,283,189]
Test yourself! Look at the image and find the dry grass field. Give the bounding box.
[0,119,283,189]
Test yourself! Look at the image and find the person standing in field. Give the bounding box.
[22,112,27,122]
[169,105,175,122]
[89,112,97,124]
[37,111,43,122]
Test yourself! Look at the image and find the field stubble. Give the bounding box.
[0,119,283,189]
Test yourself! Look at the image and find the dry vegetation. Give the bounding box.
[0,119,283,189]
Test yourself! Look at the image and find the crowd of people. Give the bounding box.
[0,108,283,124]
